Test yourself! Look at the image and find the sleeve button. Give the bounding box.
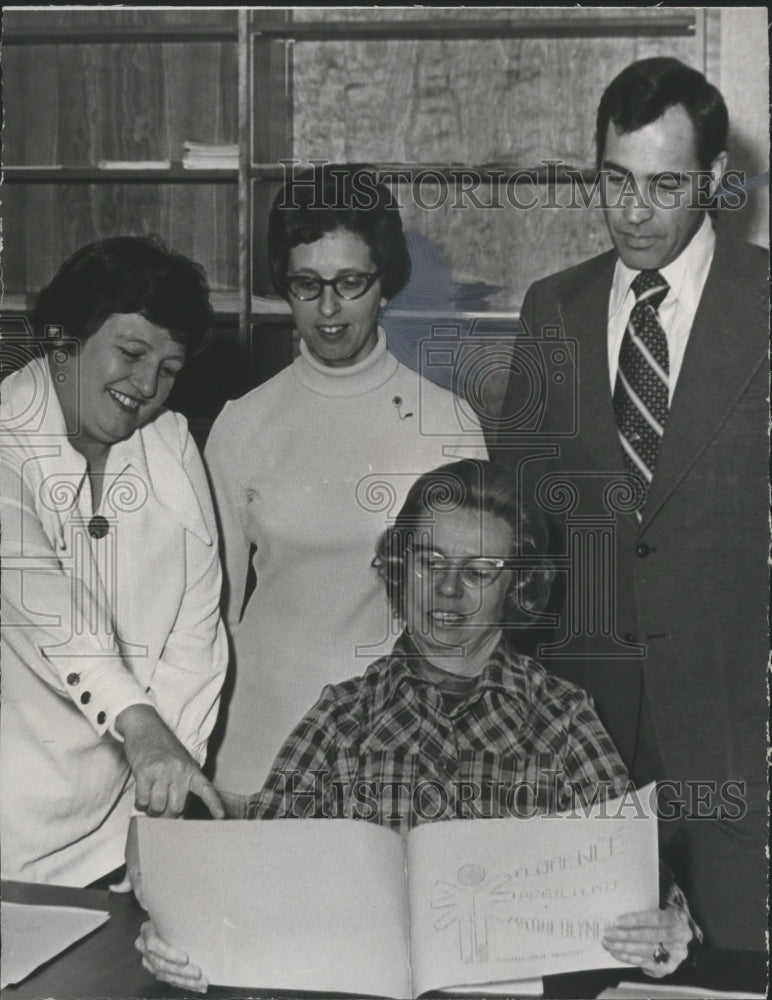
[66,672,80,686]
[80,691,91,705]
[97,711,106,725]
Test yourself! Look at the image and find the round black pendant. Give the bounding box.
[88,515,110,539]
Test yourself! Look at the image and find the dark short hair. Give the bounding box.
[267,163,411,300]
[32,236,212,353]
[596,57,729,170]
[373,459,554,626]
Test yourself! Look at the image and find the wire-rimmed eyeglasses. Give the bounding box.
[285,271,382,301]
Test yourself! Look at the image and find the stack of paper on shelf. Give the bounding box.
[182,141,238,170]
[97,159,172,170]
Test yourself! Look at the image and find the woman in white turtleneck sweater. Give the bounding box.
[205,165,486,792]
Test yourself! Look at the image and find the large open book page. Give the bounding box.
[407,786,658,995]
[139,818,410,996]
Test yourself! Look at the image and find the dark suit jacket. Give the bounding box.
[492,235,768,949]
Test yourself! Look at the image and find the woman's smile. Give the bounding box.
[107,387,143,413]
[428,609,470,627]
[315,323,350,340]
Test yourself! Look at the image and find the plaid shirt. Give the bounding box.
[245,633,630,832]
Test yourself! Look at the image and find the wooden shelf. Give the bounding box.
[251,296,292,318]
[210,291,241,315]
[248,164,597,184]
[2,24,238,44]
[1,294,32,314]
[251,14,696,42]
[1,290,241,317]
[3,166,238,185]
[246,297,520,323]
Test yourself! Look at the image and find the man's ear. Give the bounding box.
[707,150,729,198]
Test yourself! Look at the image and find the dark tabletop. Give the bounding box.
[2,885,766,1000]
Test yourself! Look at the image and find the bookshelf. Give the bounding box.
[1,8,240,313]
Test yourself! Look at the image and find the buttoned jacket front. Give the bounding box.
[1,358,227,885]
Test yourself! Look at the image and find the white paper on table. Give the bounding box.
[440,975,544,996]
[0,899,109,988]
[597,982,767,999]
[139,817,411,997]
[408,783,659,996]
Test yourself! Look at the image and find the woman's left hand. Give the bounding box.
[602,906,694,978]
[135,920,208,993]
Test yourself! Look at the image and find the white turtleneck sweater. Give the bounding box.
[205,330,486,792]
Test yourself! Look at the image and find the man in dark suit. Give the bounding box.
[493,58,767,957]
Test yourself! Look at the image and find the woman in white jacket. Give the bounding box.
[0,236,228,886]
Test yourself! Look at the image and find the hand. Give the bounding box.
[218,789,252,819]
[602,905,694,978]
[135,920,209,993]
[115,705,224,818]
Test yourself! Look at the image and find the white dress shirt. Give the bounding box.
[0,358,227,885]
[607,215,716,403]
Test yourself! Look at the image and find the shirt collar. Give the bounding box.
[609,214,716,320]
[294,327,399,396]
[121,417,212,544]
[364,631,531,730]
[4,357,211,543]
[5,358,90,509]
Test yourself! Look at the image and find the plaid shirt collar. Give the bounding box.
[362,630,531,731]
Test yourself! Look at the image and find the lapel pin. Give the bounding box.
[393,396,413,420]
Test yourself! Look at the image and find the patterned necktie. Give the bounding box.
[613,269,670,488]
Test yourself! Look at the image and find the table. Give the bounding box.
[1,885,766,1000]
[2,885,163,1000]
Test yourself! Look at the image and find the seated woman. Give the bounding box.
[135,460,697,990]
[0,237,227,888]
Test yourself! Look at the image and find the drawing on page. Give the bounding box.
[431,863,514,963]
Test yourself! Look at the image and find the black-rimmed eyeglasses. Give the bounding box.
[285,271,382,302]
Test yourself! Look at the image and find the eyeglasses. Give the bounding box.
[285,271,382,301]
[408,546,507,589]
